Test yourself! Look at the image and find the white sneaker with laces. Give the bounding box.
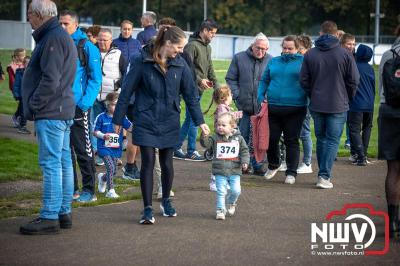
[349,154,358,162]
[278,162,287,172]
[216,209,226,220]
[97,173,106,193]
[264,168,279,180]
[227,204,236,216]
[284,175,296,184]
[316,177,333,189]
[106,189,120,198]
[297,163,313,174]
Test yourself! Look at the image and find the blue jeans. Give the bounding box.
[311,111,347,179]
[35,119,74,219]
[176,105,198,154]
[91,100,106,152]
[239,112,251,144]
[215,175,241,211]
[300,111,313,165]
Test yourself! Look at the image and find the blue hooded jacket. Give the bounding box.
[71,28,102,111]
[258,53,307,107]
[349,44,375,112]
[112,34,142,61]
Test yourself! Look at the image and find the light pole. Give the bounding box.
[204,0,207,20]
[21,0,27,22]
[143,0,147,14]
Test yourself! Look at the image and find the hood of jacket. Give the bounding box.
[71,27,87,42]
[189,32,208,46]
[280,53,303,62]
[356,44,373,62]
[315,34,340,51]
[215,129,241,141]
[141,43,184,68]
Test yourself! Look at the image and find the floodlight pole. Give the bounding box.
[21,0,27,22]
[204,0,207,20]
[373,0,380,65]
[143,0,147,14]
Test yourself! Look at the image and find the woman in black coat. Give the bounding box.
[113,26,210,224]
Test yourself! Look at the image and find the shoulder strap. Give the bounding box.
[77,38,88,68]
[391,49,400,59]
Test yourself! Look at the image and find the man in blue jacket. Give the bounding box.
[60,10,102,202]
[20,0,77,235]
[137,11,157,46]
[300,21,359,189]
[348,44,375,166]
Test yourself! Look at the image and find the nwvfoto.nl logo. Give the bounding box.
[310,204,389,256]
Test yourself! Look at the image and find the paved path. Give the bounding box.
[0,114,399,265]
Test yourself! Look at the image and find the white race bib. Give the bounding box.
[216,141,239,160]
[105,133,120,148]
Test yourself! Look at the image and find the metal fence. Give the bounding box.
[0,20,393,64]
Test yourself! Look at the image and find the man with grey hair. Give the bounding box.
[59,10,102,203]
[137,11,157,46]
[20,0,77,234]
[225,32,272,174]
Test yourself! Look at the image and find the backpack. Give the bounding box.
[382,48,400,107]
[77,38,88,68]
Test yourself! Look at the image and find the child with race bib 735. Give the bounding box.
[201,112,249,220]
[94,92,132,198]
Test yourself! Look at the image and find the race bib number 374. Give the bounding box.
[216,141,239,160]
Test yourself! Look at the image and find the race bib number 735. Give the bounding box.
[105,133,120,148]
[216,141,239,160]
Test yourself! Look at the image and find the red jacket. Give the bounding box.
[251,103,269,163]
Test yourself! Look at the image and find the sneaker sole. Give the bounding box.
[139,217,155,224]
[184,158,206,162]
[122,174,140,182]
[297,169,313,174]
[160,204,177,217]
[59,223,72,229]
[316,183,333,189]
[173,156,187,160]
[284,180,296,184]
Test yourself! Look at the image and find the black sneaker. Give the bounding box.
[59,213,72,229]
[122,165,140,181]
[140,206,155,224]
[356,159,367,166]
[20,217,59,235]
[17,127,31,134]
[160,198,177,217]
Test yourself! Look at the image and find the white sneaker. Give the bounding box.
[316,177,333,189]
[264,168,279,180]
[97,173,106,193]
[297,163,313,174]
[216,209,226,220]
[106,189,120,198]
[278,162,287,172]
[157,189,175,199]
[284,175,296,184]
[227,204,236,216]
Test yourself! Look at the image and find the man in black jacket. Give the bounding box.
[226,32,272,174]
[300,21,359,189]
[20,0,77,235]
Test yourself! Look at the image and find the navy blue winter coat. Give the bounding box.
[349,44,375,112]
[300,34,360,113]
[137,26,157,46]
[12,68,24,99]
[22,17,77,121]
[112,34,142,61]
[113,46,205,148]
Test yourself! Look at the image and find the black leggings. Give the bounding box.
[140,146,174,207]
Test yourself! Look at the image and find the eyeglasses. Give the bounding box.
[98,39,112,42]
[254,46,267,52]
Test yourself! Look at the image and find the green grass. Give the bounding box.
[0,137,42,182]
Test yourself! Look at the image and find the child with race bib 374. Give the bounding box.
[201,112,249,220]
[94,92,132,198]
